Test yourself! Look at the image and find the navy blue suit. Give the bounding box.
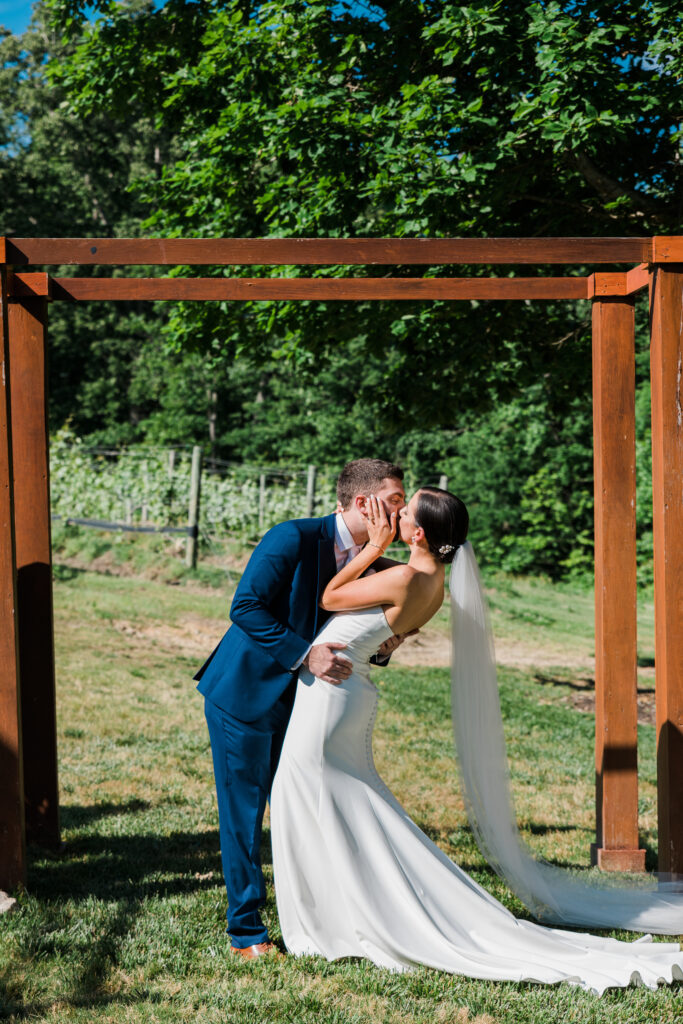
[195,514,337,945]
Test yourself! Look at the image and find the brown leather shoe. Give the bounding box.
[230,941,281,960]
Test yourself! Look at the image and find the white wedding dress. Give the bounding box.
[270,606,683,994]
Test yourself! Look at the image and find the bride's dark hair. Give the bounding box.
[416,487,469,564]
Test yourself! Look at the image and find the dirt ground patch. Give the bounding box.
[391,628,595,672]
[113,615,224,660]
[392,631,657,726]
[112,611,657,726]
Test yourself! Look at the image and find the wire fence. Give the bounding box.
[49,431,340,566]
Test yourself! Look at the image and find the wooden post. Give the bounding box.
[590,291,645,872]
[141,459,148,523]
[167,449,175,481]
[0,266,26,889]
[258,473,267,531]
[185,445,202,569]
[649,265,683,875]
[306,464,317,518]
[8,296,60,849]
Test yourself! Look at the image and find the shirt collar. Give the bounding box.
[334,512,357,552]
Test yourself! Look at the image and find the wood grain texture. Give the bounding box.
[9,298,60,848]
[5,237,652,266]
[47,276,590,301]
[587,273,628,297]
[8,273,51,299]
[625,264,650,295]
[651,236,683,262]
[591,295,644,872]
[0,266,25,890]
[649,264,683,875]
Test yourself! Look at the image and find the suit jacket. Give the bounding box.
[195,514,337,723]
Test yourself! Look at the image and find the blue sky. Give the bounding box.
[1,0,386,37]
[0,0,35,35]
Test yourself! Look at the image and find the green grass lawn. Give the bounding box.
[0,550,680,1023]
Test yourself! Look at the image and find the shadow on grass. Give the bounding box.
[29,821,223,902]
[61,799,152,828]
[525,822,592,836]
[0,988,153,1024]
[534,671,595,692]
[534,671,655,697]
[0,897,147,1021]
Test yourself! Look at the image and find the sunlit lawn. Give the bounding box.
[0,550,679,1023]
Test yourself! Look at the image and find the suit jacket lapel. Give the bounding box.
[314,514,337,636]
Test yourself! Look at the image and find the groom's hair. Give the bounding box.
[336,459,404,509]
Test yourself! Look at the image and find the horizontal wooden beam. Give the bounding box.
[12,275,594,302]
[7,273,51,299]
[2,237,652,267]
[588,267,651,298]
[652,236,683,262]
[588,273,628,298]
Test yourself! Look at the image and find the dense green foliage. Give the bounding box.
[3,0,682,575]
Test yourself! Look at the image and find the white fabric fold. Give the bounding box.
[449,541,683,934]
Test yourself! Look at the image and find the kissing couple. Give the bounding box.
[195,459,683,994]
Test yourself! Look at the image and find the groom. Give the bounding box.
[195,458,407,958]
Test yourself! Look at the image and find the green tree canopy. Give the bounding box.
[7,0,680,575]
[41,0,682,421]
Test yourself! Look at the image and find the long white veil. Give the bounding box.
[449,541,683,934]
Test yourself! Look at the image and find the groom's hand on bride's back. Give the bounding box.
[376,628,419,659]
[305,643,353,684]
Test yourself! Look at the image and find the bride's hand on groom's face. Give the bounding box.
[305,642,353,685]
[366,495,397,554]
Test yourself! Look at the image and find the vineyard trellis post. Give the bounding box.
[305,464,317,518]
[258,473,267,531]
[185,445,202,569]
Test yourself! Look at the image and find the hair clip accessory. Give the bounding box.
[439,544,454,556]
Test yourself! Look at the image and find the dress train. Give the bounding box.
[270,607,683,994]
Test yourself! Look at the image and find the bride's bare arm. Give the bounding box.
[321,559,412,612]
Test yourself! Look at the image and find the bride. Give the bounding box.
[270,488,683,994]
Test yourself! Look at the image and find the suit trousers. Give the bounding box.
[204,692,292,947]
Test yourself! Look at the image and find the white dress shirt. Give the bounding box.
[334,512,362,569]
[291,513,364,671]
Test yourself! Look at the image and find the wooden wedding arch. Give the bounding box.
[1,236,682,891]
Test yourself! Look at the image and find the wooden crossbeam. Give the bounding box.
[587,273,628,297]
[587,270,651,298]
[3,236,652,267]
[10,275,590,302]
[7,273,51,299]
[625,263,650,294]
[652,236,683,262]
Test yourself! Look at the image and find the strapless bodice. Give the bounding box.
[312,607,393,670]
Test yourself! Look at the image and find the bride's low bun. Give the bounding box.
[416,488,469,564]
